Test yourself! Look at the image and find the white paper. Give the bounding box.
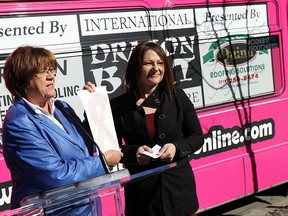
[142,144,161,159]
[77,87,119,152]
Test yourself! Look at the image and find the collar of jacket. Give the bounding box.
[131,85,165,109]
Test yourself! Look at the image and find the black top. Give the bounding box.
[110,86,204,216]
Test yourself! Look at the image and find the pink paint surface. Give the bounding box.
[0,156,10,182]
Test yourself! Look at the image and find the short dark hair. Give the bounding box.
[124,41,176,100]
[3,46,57,97]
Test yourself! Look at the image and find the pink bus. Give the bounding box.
[0,0,288,214]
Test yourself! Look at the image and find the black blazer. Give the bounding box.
[110,86,204,216]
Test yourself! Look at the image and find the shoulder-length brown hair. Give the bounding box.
[3,46,57,98]
[123,41,176,101]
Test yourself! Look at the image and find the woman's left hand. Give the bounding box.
[157,143,176,162]
[83,81,96,92]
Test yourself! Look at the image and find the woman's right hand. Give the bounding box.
[136,145,153,165]
[104,150,123,167]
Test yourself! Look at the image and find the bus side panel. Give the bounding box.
[190,0,288,210]
[243,100,288,194]
[0,157,12,211]
[244,143,288,193]
[193,157,245,210]
[194,96,288,210]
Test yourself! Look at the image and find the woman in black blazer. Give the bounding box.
[110,41,204,216]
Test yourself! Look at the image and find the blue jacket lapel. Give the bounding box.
[16,98,87,152]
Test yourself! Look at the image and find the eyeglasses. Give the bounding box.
[35,68,57,77]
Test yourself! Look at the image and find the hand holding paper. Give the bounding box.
[142,144,161,159]
[77,87,120,153]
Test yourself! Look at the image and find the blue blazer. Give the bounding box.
[2,98,105,209]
